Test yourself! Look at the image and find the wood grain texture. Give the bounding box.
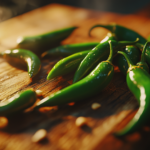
[0,3,150,150]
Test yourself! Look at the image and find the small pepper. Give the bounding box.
[115,45,141,75]
[0,49,41,78]
[136,41,149,72]
[115,50,150,136]
[89,23,146,44]
[41,42,99,58]
[0,89,37,116]
[47,50,90,80]
[73,38,139,83]
[17,26,77,55]
[135,43,150,67]
[34,40,114,108]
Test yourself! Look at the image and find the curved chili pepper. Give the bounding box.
[115,51,150,136]
[0,89,37,116]
[136,41,149,72]
[41,42,99,58]
[17,26,77,54]
[0,49,41,78]
[34,40,114,108]
[115,45,140,75]
[136,43,150,67]
[73,38,139,83]
[89,23,146,44]
[47,50,90,80]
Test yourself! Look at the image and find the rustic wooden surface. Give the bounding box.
[0,3,150,150]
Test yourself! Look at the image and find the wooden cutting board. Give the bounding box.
[0,3,150,150]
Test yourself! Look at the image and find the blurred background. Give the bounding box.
[0,0,150,22]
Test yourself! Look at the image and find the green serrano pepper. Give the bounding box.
[17,26,77,54]
[136,41,149,72]
[135,43,150,67]
[0,49,41,78]
[88,23,150,67]
[88,23,150,68]
[115,45,140,75]
[47,50,90,80]
[89,23,146,44]
[115,50,150,136]
[34,40,114,108]
[0,89,37,116]
[73,38,139,83]
[41,42,99,58]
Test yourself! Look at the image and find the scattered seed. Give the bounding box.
[32,129,47,143]
[35,90,43,97]
[91,103,101,110]
[75,117,87,127]
[38,106,58,113]
[0,117,8,129]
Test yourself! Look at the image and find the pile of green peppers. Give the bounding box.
[1,24,150,137]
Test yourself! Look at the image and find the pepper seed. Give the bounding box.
[35,90,43,97]
[0,117,8,129]
[91,103,101,110]
[75,117,87,127]
[32,129,47,143]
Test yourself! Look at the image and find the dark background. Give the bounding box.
[0,0,150,22]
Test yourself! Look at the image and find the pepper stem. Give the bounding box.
[117,51,134,68]
[118,38,139,46]
[107,40,113,62]
[89,24,114,37]
[140,41,150,62]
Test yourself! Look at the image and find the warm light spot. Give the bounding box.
[68,102,75,106]
[13,49,19,53]
[5,50,11,54]
[35,90,43,97]
[32,129,47,143]
[0,117,8,129]
[134,107,144,120]
[129,71,137,84]
[75,117,87,127]
[129,71,134,81]
[91,103,101,110]
[139,87,146,106]
[38,106,58,113]
[100,36,109,43]
[26,57,32,71]
[17,37,23,43]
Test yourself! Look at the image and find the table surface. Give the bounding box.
[0,3,150,150]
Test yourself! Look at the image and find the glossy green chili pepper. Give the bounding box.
[135,43,150,67]
[89,23,146,44]
[89,23,150,67]
[73,38,139,83]
[47,50,90,80]
[0,49,41,78]
[17,26,77,54]
[0,89,37,116]
[41,42,99,58]
[115,45,140,75]
[115,51,150,136]
[34,40,114,108]
[136,41,149,72]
